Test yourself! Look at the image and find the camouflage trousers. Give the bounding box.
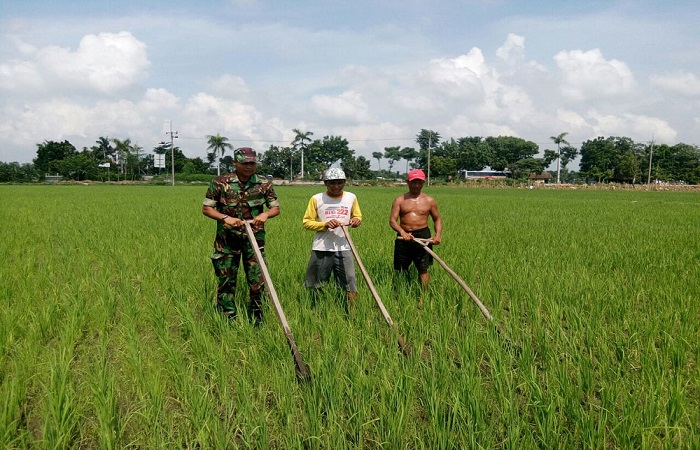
[211,236,266,319]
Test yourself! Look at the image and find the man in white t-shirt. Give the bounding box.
[302,168,362,308]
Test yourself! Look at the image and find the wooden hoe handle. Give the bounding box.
[412,238,494,322]
[243,221,311,382]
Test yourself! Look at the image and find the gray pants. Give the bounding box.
[304,250,357,292]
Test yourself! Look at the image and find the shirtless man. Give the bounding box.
[389,169,443,291]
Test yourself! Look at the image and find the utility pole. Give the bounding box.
[427,135,432,186]
[647,134,655,185]
[166,121,178,186]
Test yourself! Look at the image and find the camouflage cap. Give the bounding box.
[234,147,257,163]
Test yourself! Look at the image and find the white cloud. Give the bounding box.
[310,90,373,123]
[8,33,37,55]
[34,32,149,94]
[1,1,698,165]
[555,49,635,101]
[181,93,263,142]
[586,110,677,143]
[206,74,250,97]
[445,115,516,139]
[650,71,700,96]
[139,88,180,112]
[555,109,593,136]
[496,33,525,63]
[0,60,44,91]
[1,31,149,98]
[425,48,488,100]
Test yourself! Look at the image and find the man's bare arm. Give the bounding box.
[429,198,443,244]
[389,196,412,239]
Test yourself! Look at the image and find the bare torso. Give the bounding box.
[389,185,442,245]
[396,193,433,231]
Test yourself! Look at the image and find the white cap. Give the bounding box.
[324,168,346,180]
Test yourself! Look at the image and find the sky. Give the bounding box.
[1,0,699,169]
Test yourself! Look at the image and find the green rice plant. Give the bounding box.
[0,185,698,448]
[42,348,79,449]
[88,336,122,450]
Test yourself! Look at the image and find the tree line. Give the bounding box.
[1,129,698,184]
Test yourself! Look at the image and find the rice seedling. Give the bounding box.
[0,184,698,448]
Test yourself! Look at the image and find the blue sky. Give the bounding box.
[2,0,699,167]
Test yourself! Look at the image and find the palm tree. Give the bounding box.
[206,133,233,176]
[94,136,113,163]
[291,129,313,179]
[550,132,570,185]
[112,138,133,179]
[372,151,383,171]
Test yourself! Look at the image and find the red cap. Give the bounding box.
[408,169,426,181]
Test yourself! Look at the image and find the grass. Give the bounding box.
[0,184,698,448]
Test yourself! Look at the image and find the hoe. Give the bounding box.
[342,226,411,355]
[244,221,311,382]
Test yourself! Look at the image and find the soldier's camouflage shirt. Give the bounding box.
[203,173,280,253]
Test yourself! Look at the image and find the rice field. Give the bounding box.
[0,184,698,449]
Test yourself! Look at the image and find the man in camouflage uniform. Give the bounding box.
[202,147,280,322]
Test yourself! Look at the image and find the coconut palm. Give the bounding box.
[291,129,313,179]
[550,132,570,184]
[112,137,133,178]
[206,133,233,176]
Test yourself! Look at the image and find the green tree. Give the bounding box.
[484,136,539,172]
[91,136,114,164]
[673,143,700,184]
[54,150,102,181]
[416,129,441,182]
[306,136,353,176]
[416,129,441,151]
[560,145,579,170]
[550,132,570,184]
[341,155,372,180]
[543,149,558,168]
[0,162,37,182]
[126,144,145,180]
[259,145,298,180]
[372,151,383,170]
[510,157,546,180]
[162,146,187,175]
[220,155,235,174]
[648,142,700,184]
[33,140,77,178]
[186,157,210,174]
[440,137,490,172]
[182,161,197,176]
[291,129,314,179]
[383,146,402,173]
[112,138,133,180]
[579,136,635,182]
[206,133,233,176]
[616,151,642,183]
[141,154,155,176]
[399,147,418,173]
[429,155,457,179]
